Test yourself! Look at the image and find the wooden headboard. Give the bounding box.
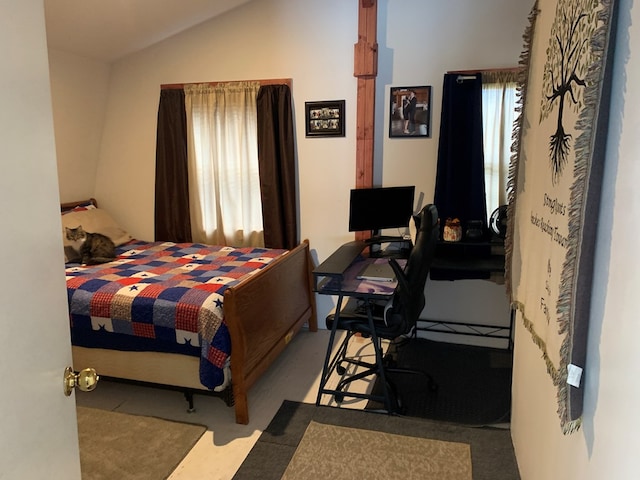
[60,198,98,213]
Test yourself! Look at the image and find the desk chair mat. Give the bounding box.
[367,338,512,426]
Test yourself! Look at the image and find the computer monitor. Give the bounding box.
[348,186,415,235]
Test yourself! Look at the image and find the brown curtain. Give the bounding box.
[256,85,298,249]
[154,89,192,242]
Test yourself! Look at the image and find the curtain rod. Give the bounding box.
[447,67,521,75]
[455,75,478,83]
[161,78,292,90]
[448,67,522,84]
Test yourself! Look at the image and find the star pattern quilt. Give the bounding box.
[66,240,286,389]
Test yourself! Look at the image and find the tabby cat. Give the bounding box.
[65,226,116,265]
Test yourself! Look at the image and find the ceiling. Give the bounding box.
[44,0,253,62]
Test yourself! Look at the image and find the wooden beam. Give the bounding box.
[354,0,378,241]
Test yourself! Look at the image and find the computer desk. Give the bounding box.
[314,235,512,357]
[423,237,513,350]
[312,240,405,410]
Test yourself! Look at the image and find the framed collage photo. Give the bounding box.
[305,100,345,137]
[389,86,432,138]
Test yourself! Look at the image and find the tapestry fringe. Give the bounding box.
[555,0,616,435]
[505,1,540,300]
[515,302,583,435]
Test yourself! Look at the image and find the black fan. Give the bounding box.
[490,205,508,239]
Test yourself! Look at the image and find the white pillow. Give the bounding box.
[61,208,132,247]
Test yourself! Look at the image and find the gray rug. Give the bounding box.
[233,400,520,480]
[77,406,207,480]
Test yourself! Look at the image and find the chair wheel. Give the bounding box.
[336,365,346,375]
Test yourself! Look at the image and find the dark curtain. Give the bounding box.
[433,73,487,232]
[256,85,298,249]
[154,89,192,242]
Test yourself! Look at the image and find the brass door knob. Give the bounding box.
[64,367,99,396]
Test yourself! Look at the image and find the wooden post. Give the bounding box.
[354,0,378,241]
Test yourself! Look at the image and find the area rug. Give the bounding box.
[368,338,513,426]
[77,406,207,480]
[281,420,471,479]
[233,400,520,480]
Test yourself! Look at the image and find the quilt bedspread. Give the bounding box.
[66,240,286,389]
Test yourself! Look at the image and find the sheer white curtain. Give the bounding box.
[482,73,518,216]
[184,82,264,247]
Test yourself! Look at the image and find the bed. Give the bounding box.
[61,198,317,424]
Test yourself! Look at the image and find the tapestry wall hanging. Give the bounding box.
[507,0,618,433]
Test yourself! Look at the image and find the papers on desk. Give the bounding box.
[356,259,396,282]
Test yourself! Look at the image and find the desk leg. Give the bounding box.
[316,294,345,406]
[366,306,393,413]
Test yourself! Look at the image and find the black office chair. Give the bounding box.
[325,204,439,412]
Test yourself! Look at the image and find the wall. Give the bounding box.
[48,0,640,478]
[48,0,529,329]
[94,0,529,258]
[41,0,640,478]
[512,0,640,478]
[92,0,360,245]
[48,49,110,202]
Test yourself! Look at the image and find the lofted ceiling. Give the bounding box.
[44,0,253,62]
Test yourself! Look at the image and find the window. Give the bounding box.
[184,82,264,247]
[155,80,296,248]
[481,71,519,217]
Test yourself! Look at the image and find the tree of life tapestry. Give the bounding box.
[507,0,618,433]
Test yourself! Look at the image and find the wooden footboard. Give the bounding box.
[224,239,317,424]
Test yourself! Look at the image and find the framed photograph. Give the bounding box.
[389,86,432,138]
[305,100,345,137]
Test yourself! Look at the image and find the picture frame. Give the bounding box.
[305,100,345,137]
[389,86,432,138]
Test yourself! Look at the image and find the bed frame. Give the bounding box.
[62,198,317,424]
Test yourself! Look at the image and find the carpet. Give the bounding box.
[282,420,471,479]
[233,400,520,480]
[77,406,207,480]
[369,338,513,426]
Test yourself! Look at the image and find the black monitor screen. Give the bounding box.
[348,186,415,233]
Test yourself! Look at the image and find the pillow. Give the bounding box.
[61,203,96,215]
[61,208,132,247]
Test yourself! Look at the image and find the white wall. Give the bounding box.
[49,0,529,330]
[40,0,640,478]
[65,2,640,479]
[50,0,531,251]
[512,0,640,478]
[91,0,360,249]
[48,49,110,202]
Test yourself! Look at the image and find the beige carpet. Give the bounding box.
[77,406,206,480]
[282,420,472,480]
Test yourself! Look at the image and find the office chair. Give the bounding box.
[325,204,439,412]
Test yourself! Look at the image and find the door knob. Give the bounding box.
[64,367,99,396]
